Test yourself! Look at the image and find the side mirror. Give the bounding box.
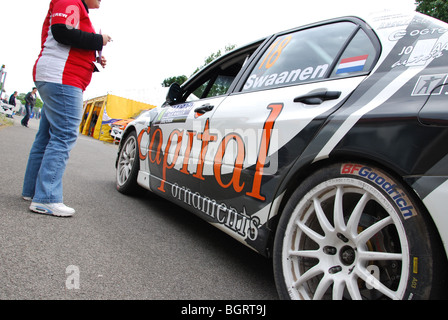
[165,83,182,105]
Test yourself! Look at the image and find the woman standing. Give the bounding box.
[22,0,111,217]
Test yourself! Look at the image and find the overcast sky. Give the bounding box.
[1,0,416,104]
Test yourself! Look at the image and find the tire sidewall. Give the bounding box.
[116,130,140,194]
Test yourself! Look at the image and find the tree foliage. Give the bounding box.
[161,75,188,87]
[416,0,448,23]
[161,44,236,87]
[191,44,237,76]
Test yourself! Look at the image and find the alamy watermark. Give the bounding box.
[65,265,80,290]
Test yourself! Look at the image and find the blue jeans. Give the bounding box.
[22,82,83,203]
[21,103,33,126]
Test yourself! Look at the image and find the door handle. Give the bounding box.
[194,104,214,114]
[294,91,341,105]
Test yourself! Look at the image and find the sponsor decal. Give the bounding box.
[243,64,329,90]
[389,27,448,41]
[392,39,440,68]
[138,103,284,201]
[135,104,285,241]
[341,164,417,219]
[376,15,414,31]
[336,55,369,74]
[412,74,447,96]
[154,102,194,124]
[170,183,260,240]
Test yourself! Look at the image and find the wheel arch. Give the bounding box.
[265,151,446,262]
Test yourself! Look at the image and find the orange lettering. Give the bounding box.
[213,133,245,193]
[137,128,150,160]
[246,103,283,201]
[193,119,217,181]
[180,130,196,174]
[149,128,163,165]
[158,130,183,192]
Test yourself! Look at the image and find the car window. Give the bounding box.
[242,22,358,92]
[184,48,258,102]
[190,75,235,101]
[190,80,210,101]
[330,28,377,77]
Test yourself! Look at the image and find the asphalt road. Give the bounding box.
[0,117,278,300]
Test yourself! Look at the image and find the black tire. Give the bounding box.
[273,162,447,300]
[116,130,142,195]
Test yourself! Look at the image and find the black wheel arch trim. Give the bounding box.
[264,152,435,255]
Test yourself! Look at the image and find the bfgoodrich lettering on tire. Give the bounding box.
[273,162,447,300]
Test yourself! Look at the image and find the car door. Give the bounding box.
[197,20,380,247]
[146,44,261,212]
[147,96,226,203]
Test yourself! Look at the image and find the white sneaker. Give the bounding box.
[23,196,32,201]
[30,202,75,217]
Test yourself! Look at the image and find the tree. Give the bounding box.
[191,44,236,75]
[161,75,187,87]
[161,44,236,87]
[416,0,448,23]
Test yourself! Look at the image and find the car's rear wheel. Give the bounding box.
[273,162,446,300]
[116,130,141,195]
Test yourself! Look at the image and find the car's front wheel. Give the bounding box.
[273,162,446,300]
[116,130,141,195]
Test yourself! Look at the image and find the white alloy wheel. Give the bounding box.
[116,131,141,194]
[273,163,446,300]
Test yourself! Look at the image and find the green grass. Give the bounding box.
[0,114,13,127]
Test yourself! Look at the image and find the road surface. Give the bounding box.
[0,117,278,300]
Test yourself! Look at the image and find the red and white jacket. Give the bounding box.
[33,0,103,91]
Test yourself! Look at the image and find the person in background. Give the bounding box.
[8,91,18,118]
[21,88,37,127]
[22,0,111,217]
[9,91,17,107]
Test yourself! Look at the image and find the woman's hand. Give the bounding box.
[99,56,107,68]
[102,34,112,46]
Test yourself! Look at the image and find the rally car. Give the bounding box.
[116,10,448,300]
[110,119,133,142]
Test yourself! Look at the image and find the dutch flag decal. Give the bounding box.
[336,55,368,74]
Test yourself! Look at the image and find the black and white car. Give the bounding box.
[116,10,448,300]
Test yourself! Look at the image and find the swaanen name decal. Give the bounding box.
[243,64,329,90]
[137,103,284,201]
